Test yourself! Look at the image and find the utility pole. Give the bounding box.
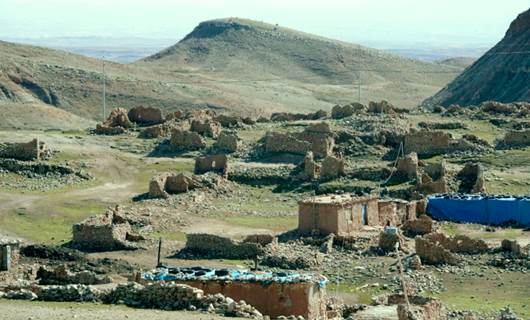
[102,57,106,121]
[357,44,361,103]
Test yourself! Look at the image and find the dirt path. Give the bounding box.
[0,300,235,320]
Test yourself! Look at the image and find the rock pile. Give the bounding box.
[95,108,133,135]
[176,233,264,259]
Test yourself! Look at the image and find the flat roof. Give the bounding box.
[142,267,328,287]
[299,194,377,206]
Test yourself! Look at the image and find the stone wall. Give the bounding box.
[194,154,229,176]
[404,131,451,157]
[190,119,221,138]
[182,234,263,259]
[128,106,164,125]
[415,233,488,265]
[499,129,530,148]
[265,122,335,158]
[265,132,311,155]
[71,209,144,251]
[214,132,240,152]
[0,138,48,161]
[170,129,206,150]
[0,239,20,271]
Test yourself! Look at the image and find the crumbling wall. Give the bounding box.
[37,265,111,285]
[71,209,144,251]
[457,163,485,193]
[320,155,345,179]
[396,152,419,180]
[0,138,48,161]
[148,172,212,198]
[190,119,221,138]
[182,234,263,259]
[402,215,433,236]
[95,108,132,135]
[416,161,449,195]
[298,151,320,180]
[170,129,206,150]
[128,106,164,125]
[331,103,366,119]
[265,132,311,155]
[214,132,240,152]
[498,129,530,148]
[214,114,242,128]
[404,131,451,157]
[194,154,229,176]
[415,233,488,265]
[392,295,445,320]
[368,100,398,114]
[0,240,20,271]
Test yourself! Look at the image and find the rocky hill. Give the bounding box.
[424,8,530,107]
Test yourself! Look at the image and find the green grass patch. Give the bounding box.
[0,200,107,244]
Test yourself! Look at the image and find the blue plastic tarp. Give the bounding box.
[427,195,530,226]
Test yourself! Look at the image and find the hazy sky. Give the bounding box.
[1,0,528,47]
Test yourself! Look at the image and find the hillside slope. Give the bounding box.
[424,8,530,107]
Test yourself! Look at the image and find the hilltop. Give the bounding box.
[424,8,530,107]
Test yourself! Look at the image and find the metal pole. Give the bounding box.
[157,237,162,267]
[102,57,106,121]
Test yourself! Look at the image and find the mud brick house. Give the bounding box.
[0,237,20,271]
[141,267,328,320]
[298,194,379,235]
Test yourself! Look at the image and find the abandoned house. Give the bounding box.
[194,154,229,177]
[0,138,49,161]
[140,267,327,320]
[298,194,419,235]
[0,237,20,272]
[298,194,380,235]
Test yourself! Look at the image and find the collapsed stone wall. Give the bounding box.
[194,154,229,177]
[331,103,366,119]
[191,119,221,138]
[180,234,264,259]
[265,122,334,158]
[391,295,445,320]
[402,215,433,236]
[71,208,145,251]
[0,138,49,161]
[0,239,20,271]
[298,152,320,180]
[170,129,206,150]
[457,163,485,193]
[404,130,487,157]
[128,106,164,125]
[95,108,133,135]
[415,233,488,265]
[270,110,327,122]
[320,155,346,179]
[37,265,111,285]
[214,132,240,152]
[498,129,530,148]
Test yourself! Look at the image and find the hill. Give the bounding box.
[140,18,462,107]
[1,18,464,128]
[424,8,530,107]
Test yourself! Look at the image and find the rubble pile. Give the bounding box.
[261,241,324,269]
[95,108,133,135]
[270,110,327,122]
[37,265,111,285]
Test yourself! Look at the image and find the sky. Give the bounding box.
[1,0,528,48]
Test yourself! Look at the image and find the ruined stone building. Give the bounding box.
[72,208,144,251]
[378,199,417,227]
[265,122,335,158]
[0,238,20,272]
[298,194,379,235]
[0,138,48,161]
[194,154,229,177]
